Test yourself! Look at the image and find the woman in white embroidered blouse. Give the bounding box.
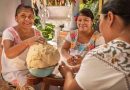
[59,0,130,90]
[1,4,45,89]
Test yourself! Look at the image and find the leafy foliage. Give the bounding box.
[41,23,55,41]
[34,16,55,41]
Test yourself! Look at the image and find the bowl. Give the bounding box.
[29,66,55,77]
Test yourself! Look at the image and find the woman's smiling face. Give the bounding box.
[76,15,93,32]
[15,8,34,29]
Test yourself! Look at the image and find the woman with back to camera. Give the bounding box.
[59,0,130,90]
[1,4,45,89]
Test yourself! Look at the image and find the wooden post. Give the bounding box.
[42,0,47,6]
[98,0,103,15]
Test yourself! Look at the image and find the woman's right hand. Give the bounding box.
[25,36,46,46]
[58,61,74,78]
[67,55,77,66]
[70,64,80,73]
[67,55,83,66]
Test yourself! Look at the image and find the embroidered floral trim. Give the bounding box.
[70,30,99,51]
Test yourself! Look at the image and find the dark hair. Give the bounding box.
[15,4,34,16]
[77,8,94,20]
[102,0,130,26]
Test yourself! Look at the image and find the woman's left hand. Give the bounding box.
[58,62,73,78]
[25,36,46,46]
[74,55,83,64]
[67,55,83,66]
[35,36,46,44]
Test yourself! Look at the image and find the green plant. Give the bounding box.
[41,23,55,41]
[34,16,55,41]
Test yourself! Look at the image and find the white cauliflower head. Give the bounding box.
[26,43,60,69]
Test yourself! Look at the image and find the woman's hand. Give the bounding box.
[35,36,46,44]
[67,55,77,66]
[70,64,80,73]
[74,55,83,64]
[25,36,46,46]
[58,61,73,78]
[67,55,83,66]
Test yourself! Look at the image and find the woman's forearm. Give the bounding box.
[5,41,29,59]
[61,48,72,59]
[64,72,74,90]
[64,72,82,90]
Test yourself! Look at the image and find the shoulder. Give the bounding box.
[3,27,13,33]
[2,27,15,44]
[3,27,14,36]
[92,31,105,46]
[88,40,130,66]
[93,31,101,38]
[90,31,101,42]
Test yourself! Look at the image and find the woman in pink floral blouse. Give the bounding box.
[61,8,104,67]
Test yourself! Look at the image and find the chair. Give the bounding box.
[0,77,16,90]
[27,74,64,90]
[26,74,42,86]
[41,74,64,90]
